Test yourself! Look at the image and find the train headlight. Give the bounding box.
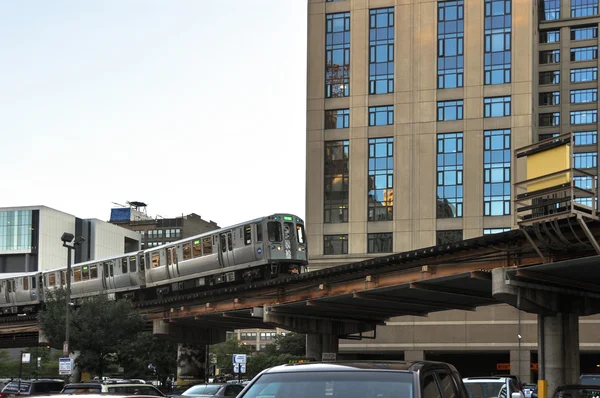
[277,245,282,251]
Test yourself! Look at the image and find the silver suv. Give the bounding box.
[61,382,164,396]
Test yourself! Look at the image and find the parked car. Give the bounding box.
[180,383,244,398]
[463,377,525,398]
[239,361,469,398]
[523,383,538,398]
[553,384,600,398]
[61,382,164,396]
[0,379,65,396]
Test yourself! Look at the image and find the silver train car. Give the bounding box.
[0,213,307,314]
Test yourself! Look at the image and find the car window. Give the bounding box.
[423,374,441,398]
[465,382,504,398]
[3,381,31,393]
[185,385,222,396]
[437,372,458,398]
[225,385,243,396]
[140,386,163,396]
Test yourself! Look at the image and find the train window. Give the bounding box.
[129,256,137,272]
[142,255,149,270]
[255,224,263,242]
[110,262,114,277]
[7,281,11,293]
[82,266,89,280]
[90,265,98,279]
[32,276,36,289]
[23,277,29,290]
[122,258,128,274]
[0,282,2,293]
[268,222,282,242]
[152,252,160,268]
[244,225,252,245]
[284,223,293,241]
[49,273,55,286]
[192,240,201,257]
[103,263,109,278]
[227,232,233,251]
[202,237,212,254]
[74,268,82,282]
[183,243,192,260]
[172,248,178,264]
[220,234,227,253]
[296,224,306,244]
[167,249,172,266]
[61,270,67,285]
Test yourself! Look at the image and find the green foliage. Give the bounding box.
[264,333,306,357]
[0,348,62,378]
[209,339,251,373]
[38,289,144,378]
[117,332,177,383]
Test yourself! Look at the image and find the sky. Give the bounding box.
[0,0,308,228]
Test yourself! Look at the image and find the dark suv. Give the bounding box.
[239,361,469,398]
[0,379,65,396]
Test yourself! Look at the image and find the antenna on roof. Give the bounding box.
[112,202,127,208]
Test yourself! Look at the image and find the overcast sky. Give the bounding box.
[0,1,307,227]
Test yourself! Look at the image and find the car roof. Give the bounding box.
[260,360,454,374]
[464,377,511,382]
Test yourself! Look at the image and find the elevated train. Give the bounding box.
[0,213,307,315]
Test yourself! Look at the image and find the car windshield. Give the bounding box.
[62,386,102,394]
[241,371,414,398]
[555,387,600,398]
[464,382,505,398]
[581,376,600,386]
[3,381,31,393]
[184,385,222,396]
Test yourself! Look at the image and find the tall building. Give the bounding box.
[306,0,600,379]
[108,202,220,248]
[0,206,140,272]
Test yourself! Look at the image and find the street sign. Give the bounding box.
[232,354,247,364]
[59,358,72,375]
[240,364,246,373]
[233,364,239,374]
[22,353,31,364]
[63,341,69,357]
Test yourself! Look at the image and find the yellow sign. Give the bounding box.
[496,363,510,371]
[527,144,571,192]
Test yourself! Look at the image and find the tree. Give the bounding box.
[38,289,144,378]
[209,339,250,375]
[117,332,177,384]
[264,333,306,357]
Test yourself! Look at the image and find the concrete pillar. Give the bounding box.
[405,350,425,361]
[306,334,339,361]
[177,343,207,385]
[542,313,579,395]
[510,350,531,384]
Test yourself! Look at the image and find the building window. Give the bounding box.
[540,0,560,20]
[484,96,511,118]
[325,109,350,129]
[326,12,350,98]
[540,70,560,85]
[570,89,598,103]
[540,29,560,43]
[369,8,394,94]
[574,176,598,207]
[484,228,511,234]
[574,152,598,168]
[571,26,598,41]
[436,230,463,245]
[571,46,598,62]
[0,210,33,251]
[539,92,560,106]
[574,131,597,145]
[324,235,348,255]
[570,110,598,124]
[571,67,597,83]
[324,141,349,223]
[571,0,599,17]
[367,233,393,253]
[437,100,464,121]
[484,129,511,216]
[369,106,394,126]
[539,112,560,127]
[437,133,463,218]
[484,0,511,85]
[539,49,560,64]
[368,137,394,221]
[437,0,464,89]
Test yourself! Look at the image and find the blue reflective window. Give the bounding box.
[369,8,394,94]
[484,228,511,234]
[324,140,350,223]
[369,106,394,126]
[539,91,560,106]
[574,176,598,207]
[0,210,33,251]
[437,100,464,121]
[570,110,598,124]
[574,131,598,145]
[570,46,598,62]
[540,70,560,85]
[540,49,560,64]
[324,235,348,255]
[539,112,560,126]
[368,233,393,253]
[540,30,560,43]
[571,0,599,17]
[325,109,350,129]
[368,137,394,221]
[571,67,597,82]
[571,26,598,41]
[326,13,350,98]
[437,133,463,218]
[570,89,598,103]
[484,96,511,117]
[540,0,560,20]
[484,0,511,85]
[573,152,598,168]
[437,1,464,89]
[484,129,511,216]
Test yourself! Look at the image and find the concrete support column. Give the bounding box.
[542,313,580,395]
[177,343,207,385]
[510,350,531,384]
[404,350,425,361]
[306,334,339,361]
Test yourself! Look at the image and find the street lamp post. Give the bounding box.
[60,232,85,359]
